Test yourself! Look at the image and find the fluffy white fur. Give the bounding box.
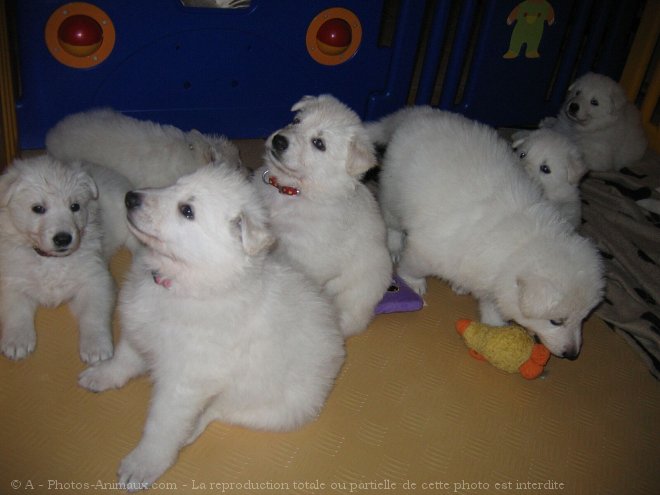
[255,95,392,337]
[368,106,605,359]
[540,72,647,171]
[512,128,587,227]
[79,166,344,490]
[46,108,243,188]
[0,155,136,362]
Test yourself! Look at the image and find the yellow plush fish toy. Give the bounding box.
[455,319,550,379]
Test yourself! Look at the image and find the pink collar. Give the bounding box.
[262,169,300,196]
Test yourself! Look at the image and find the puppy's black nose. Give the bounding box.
[272,134,288,152]
[568,102,579,115]
[125,191,143,210]
[53,232,72,248]
[562,349,580,361]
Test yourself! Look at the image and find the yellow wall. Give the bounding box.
[620,0,660,153]
[0,2,18,170]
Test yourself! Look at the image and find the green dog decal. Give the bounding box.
[503,0,555,59]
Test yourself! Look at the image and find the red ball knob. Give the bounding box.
[57,14,103,56]
[316,18,352,55]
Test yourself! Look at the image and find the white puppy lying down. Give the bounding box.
[0,155,136,363]
[368,107,605,359]
[540,72,647,171]
[79,166,344,490]
[512,128,587,227]
[255,95,392,337]
[46,108,243,188]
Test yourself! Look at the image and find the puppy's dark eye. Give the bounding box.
[31,205,46,214]
[292,117,301,125]
[550,319,565,326]
[312,138,326,151]
[575,90,581,96]
[70,203,80,212]
[518,151,527,159]
[590,98,599,106]
[179,204,194,220]
[540,164,551,174]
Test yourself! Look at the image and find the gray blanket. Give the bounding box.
[579,153,660,379]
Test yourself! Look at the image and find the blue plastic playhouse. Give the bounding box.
[11,0,644,149]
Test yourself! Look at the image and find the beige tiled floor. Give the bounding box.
[2,141,659,495]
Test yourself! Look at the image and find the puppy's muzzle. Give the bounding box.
[271,134,289,158]
[562,347,580,361]
[35,231,76,256]
[125,191,144,211]
[53,232,73,249]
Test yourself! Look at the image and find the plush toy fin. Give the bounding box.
[519,344,550,379]
[530,343,551,366]
[469,348,487,361]
[455,319,472,335]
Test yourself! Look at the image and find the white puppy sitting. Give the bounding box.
[0,155,135,362]
[255,95,392,338]
[540,72,647,171]
[512,128,587,227]
[79,166,344,490]
[46,108,243,188]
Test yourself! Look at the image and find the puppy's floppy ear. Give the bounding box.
[291,95,317,113]
[609,87,629,114]
[73,163,99,200]
[233,211,275,256]
[346,133,377,177]
[188,129,215,164]
[0,165,21,207]
[511,137,527,150]
[566,148,588,185]
[568,72,590,93]
[517,275,562,319]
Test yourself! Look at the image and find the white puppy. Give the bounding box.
[540,72,647,171]
[0,155,135,362]
[255,95,392,337]
[512,128,587,227]
[79,166,344,490]
[46,108,243,188]
[369,107,605,359]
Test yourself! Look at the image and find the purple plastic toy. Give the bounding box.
[375,275,424,314]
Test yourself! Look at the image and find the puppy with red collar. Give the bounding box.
[255,95,392,338]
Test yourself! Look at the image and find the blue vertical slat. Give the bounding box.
[574,1,613,77]
[548,0,595,109]
[438,0,478,108]
[594,0,642,78]
[413,0,453,105]
[456,0,500,113]
[367,0,427,118]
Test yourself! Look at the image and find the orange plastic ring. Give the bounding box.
[45,2,115,69]
[306,7,362,66]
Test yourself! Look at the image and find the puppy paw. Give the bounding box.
[118,446,172,492]
[401,276,427,296]
[79,333,113,364]
[450,283,470,295]
[1,331,36,360]
[78,359,126,392]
